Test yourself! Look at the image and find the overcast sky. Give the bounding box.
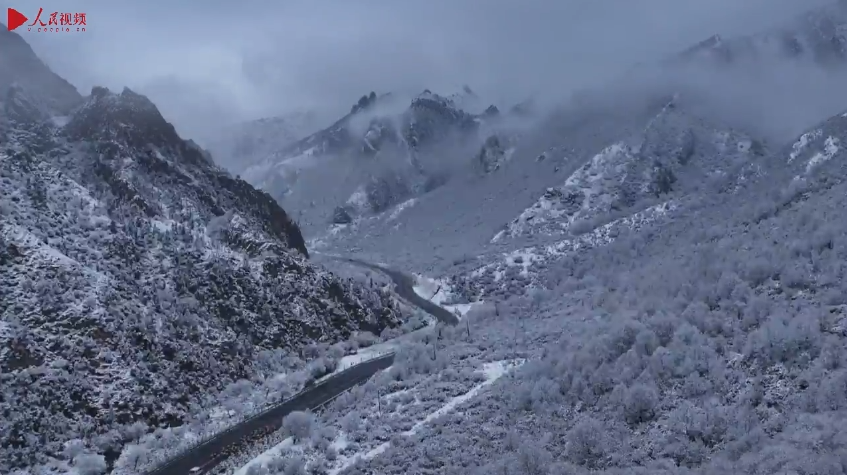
[14,0,831,142]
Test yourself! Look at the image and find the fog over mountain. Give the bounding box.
[22,0,831,147]
[6,1,847,475]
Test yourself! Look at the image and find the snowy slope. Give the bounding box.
[0,28,82,115]
[228,4,847,475]
[0,31,404,475]
[307,3,847,275]
[306,96,847,475]
[666,2,847,68]
[240,90,524,239]
[497,97,763,243]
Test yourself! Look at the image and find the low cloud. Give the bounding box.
[16,0,834,142]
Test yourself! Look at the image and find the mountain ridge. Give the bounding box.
[0,28,402,474]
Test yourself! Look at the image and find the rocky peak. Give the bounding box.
[350,91,379,114]
[483,105,500,118]
[64,87,184,150]
[405,91,478,148]
[476,134,507,173]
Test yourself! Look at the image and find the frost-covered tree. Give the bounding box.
[282,456,306,475]
[72,453,107,475]
[282,411,314,442]
[0,33,404,473]
[116,445,146,471]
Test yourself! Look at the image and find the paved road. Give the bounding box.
[325,255,459,326]
[145,258,455,475]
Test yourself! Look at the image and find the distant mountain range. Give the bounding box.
[295,0,847,276]
[204,111,324,176]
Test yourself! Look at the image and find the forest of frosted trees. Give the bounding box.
[328,114,847,475]
[220,109,847,475]
[0,83,404,473]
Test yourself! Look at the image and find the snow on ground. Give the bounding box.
[387,198,417,221]
[316,319,441,383]
[412,273,482,318]
[789,128,822,162]
[496,142,633,242]
[316,343,396,384]
[412,274,452,305]
[466,201,678,292]
[325,359,525,475]
[226,355,525,475]
[402,359,522,433]
[805,136,841,174]
[231,437,295,475]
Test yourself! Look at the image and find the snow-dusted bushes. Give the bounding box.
[337,138,847,474]
[72,453,107,475]
[0,83,407,474]
[282,411,314,443]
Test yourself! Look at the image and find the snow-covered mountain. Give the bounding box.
[217,98,847,475]
[0,28,82,116]
[240,7,847,472]
[0,30,402,474]
[307,87,685,269]
[496,96,764,243]
[170,4,847,474]
[239,88,525,237]
[322,105,847,475]
[304,1,847,275]
[666,2,847,68]
[204,111,323,176]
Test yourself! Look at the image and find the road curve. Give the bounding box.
[145,257,456,475]
[324,255,459,326]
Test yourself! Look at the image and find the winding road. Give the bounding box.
[145,257,455,475]
[329,256,459,326]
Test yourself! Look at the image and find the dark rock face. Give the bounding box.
[365,170,412,213]
[258,89,493,222]
[64,86,309,257]
[477,135,507,173]
[332,205,354,224]
[0,29,401,473]
[403,93,479,149]
[483,105,500,117]
[350,91,378,114]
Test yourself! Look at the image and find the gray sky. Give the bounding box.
[14,0,831,142]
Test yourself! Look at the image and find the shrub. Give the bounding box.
[72,453,107,475]
[623,383,659,425]
[283,411,314,442]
